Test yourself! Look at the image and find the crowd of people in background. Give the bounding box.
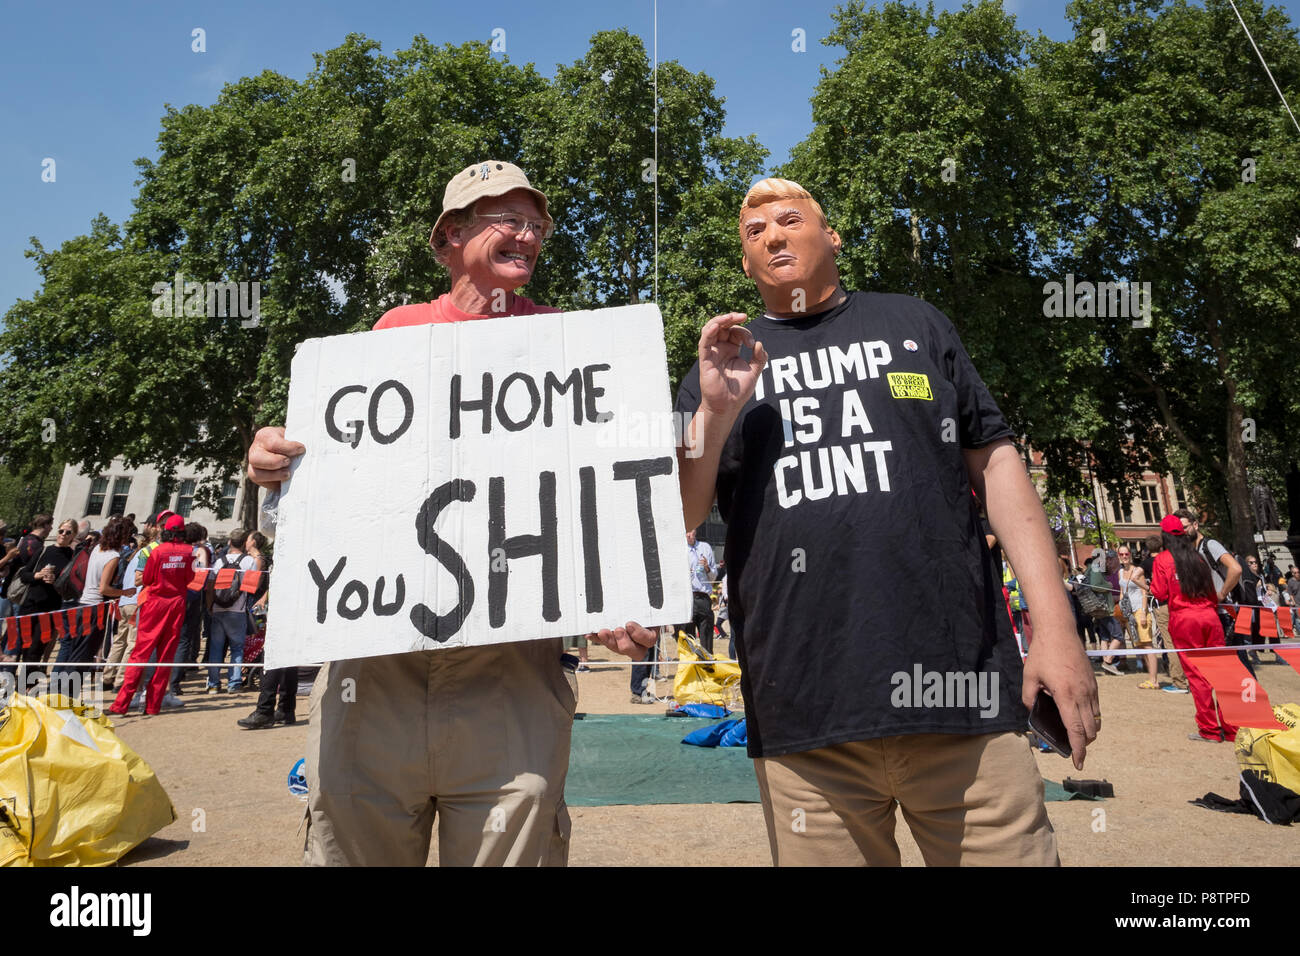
[620,529,727,705]
[0,510,276,725]
[2,495,1293,743]
[1001,507,1297,745]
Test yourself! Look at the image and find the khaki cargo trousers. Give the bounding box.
[304,638,576,866]
[755,731,1060,866]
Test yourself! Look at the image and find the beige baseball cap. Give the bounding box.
[429,161,553,247]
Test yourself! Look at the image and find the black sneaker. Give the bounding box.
[274,711,298,726]
[237,711,275,730]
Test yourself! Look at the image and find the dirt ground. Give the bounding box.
[103,643,1300,867]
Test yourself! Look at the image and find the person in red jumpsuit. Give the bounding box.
[1149,514,1237,743]
[108,515,194,717]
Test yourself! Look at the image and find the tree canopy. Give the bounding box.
[2,6,1298,549]
[0,30,759,529]
[783,0,1300,549]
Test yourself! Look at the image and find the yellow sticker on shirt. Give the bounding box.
[887,372,933,400]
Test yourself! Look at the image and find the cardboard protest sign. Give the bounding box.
[265,304,692,668]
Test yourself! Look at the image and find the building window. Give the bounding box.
[217,480,239,520]
[152,478,175,517]
[1173,478,1188,511]
[175,479,197,518]
[84,476,109,516]
[109,477,132,516]
[1139,484,1160,524]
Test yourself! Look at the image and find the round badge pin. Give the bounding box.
[903,339,918,352]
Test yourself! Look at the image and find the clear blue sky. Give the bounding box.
[1,0,1297,313]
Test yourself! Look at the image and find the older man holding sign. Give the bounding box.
[248,162,668,866]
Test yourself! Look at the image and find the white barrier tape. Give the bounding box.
[7,661,267,669]
[1083,641,1298,657]
[575,658,738,667]
[1066,583,1293,615]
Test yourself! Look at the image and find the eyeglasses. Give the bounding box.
[474,213,554,240]
[57,528,74,536]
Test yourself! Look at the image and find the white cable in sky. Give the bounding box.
[1227,0,1300,134]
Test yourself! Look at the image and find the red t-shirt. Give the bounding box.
[142,541,198,601]
[373,293,559,329]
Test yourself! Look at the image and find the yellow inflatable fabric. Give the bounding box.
[672,630,743,708]
[1234,703,1300,795]
[0,693,176,866]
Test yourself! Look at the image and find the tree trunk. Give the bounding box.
[1285,461,1300,545]
[1223,393,1255,555]
[1205,294,1254,554]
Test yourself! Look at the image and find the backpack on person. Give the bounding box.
[1197,538,1246,604]
[207,553,245,609]
[112,545,142,592]
[5,572,29,608]
[53,545,92,602]
[5,534,42,607]
[1075,557,1115,619]
[1075,581,1111,618]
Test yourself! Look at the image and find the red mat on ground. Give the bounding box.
[1194,649,1286,730]
[1274,647,1300,672]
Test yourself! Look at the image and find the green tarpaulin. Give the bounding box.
[566,714,759,806]
[565,714,1100,807]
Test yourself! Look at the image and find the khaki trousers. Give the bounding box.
[102,604,137,685]
[1156,604,1187,689]
[754,731,1059,866]
[304,638,575,867]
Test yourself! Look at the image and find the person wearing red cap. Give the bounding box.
[109,515,194,716]
[104,510,170,692]
[1149,514,1238,742]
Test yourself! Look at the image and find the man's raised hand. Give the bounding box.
[699,313,767,416]
[247,426,306,492]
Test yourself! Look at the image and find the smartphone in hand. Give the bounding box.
[1028,690,1072,759]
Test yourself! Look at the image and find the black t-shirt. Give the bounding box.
[676,291,1024,757]
[1140,553,1155,580]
